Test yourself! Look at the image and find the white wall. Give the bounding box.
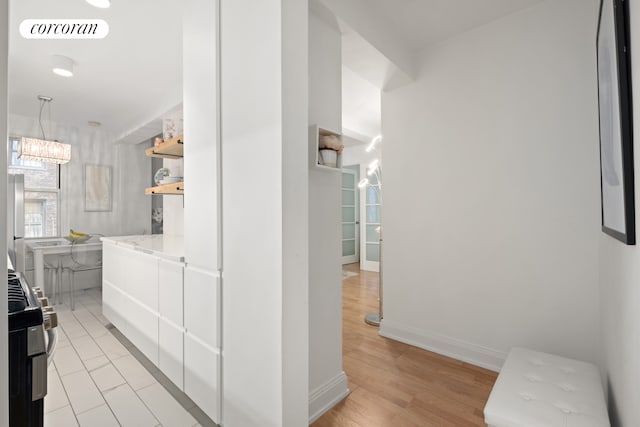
[342,65,381,139]
[162,155,184,237]
[282,0,310,424]
[600,1,640,425]
[342,143,378,170]
[380,0,601,371]
[0,1,8,425]
[308,10,348,422]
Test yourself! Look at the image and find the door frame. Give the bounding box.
[341,166,359,264]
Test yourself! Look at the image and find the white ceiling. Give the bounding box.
[342,66,381,142]
[366,0,546,52]
[8,0,182,140]
[339,0,546,143]
[9,1,545,145]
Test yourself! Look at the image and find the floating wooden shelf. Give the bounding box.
[145,182,185,195]
[145,135,184,159]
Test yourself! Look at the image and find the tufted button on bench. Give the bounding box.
[484,347,610,427]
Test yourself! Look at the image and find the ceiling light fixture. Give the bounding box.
[18,96,71,164]
[52,55,74,77]
[367,159,380,176]
[86,0,111,8]
[366,135,382,153]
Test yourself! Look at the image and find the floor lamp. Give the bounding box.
[360,159,382,327]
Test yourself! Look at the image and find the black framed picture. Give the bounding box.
[597,0,635,245]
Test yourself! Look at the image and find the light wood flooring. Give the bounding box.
[311,263,498,427]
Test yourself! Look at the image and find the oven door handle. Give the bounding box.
[45,327,58,365]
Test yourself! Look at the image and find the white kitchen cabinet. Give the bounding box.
[184,267,220,348]
[102,242,160,365]
[125,296,160,365]
[184,332,220,422]
[159,318,184,389]
[103,242,159,310]
[102,236,220,423]
[158,259,185,389]
[159,260,184,326]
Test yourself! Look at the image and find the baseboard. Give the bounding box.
[379,320,507,372]
[308,371,350,424]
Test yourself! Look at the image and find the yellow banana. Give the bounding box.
[70,229,88,238]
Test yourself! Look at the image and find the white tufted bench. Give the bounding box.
[484,347,610,427]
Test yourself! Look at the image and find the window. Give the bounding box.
[8,137,60,237]
[25,200,46,237]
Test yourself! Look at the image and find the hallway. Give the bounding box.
[312,264,497,426]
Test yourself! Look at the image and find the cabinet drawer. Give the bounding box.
[123,295,159,365]
[103,243,159,311]
[121,249,159,311]
[184,333,220,423]
[184,267,220,348]
[159,319,184,390]
[159,260,184,326]
[102,243,119,285]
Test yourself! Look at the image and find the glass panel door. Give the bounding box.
[361,167,381,272]
[341,166,359,264]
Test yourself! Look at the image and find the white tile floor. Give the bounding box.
[44,288,216,427]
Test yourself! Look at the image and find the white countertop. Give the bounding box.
[101,235,184,262]
[27,238,102,251]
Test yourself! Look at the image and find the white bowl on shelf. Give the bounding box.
[159,177,183,185]
[318,149,338,168]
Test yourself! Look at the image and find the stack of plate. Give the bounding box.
[159,176,183,185]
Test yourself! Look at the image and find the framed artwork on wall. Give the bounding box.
[597,0,635,245]
[84,164,112,212]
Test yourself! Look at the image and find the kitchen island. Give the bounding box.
[101,234,220,421]
[101,234,184,262]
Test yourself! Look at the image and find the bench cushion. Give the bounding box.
[484,347,610,427]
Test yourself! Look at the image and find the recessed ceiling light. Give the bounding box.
[86,0,111,8]
[52,55,74,77]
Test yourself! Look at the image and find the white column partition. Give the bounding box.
[220,0,309,425]
[183,0,222,423]
[184,1,309,425]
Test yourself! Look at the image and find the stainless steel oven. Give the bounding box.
[8,268,57,426]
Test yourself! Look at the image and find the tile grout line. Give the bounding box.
[52,289,213,427]
[106,315,216,427]
[46,365,75,421]
[78,291,161,427]
[56,292,124,426]
[71,293,128,427]
[60,301,108,421]
[52,337,88,427]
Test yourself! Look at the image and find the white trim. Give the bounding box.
[308,371,350,424]
[379,320,506,372]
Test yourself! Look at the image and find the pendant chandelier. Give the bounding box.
[18,95,71,164]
